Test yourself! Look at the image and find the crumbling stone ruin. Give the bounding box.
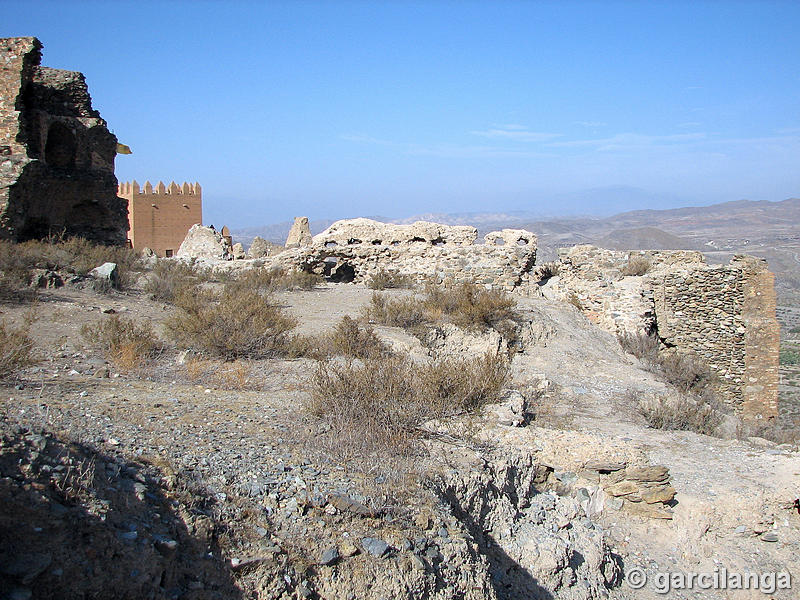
[285,216,312,248]
[541,245,780,418]
[0,37,127,244]
[281,218,537,289]
[118,180,202,257]
[177,224,232,261]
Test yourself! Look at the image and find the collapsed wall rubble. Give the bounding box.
[540,245,780,418]
[0,37,127,244]
[277,218,537,290]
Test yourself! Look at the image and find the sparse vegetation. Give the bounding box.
[233,268,322,292]
[327,315,387,359]
[367,269,412,290]
[363,292,430,330]
[165,282,298,360]
[144,260,200,302]
[567,291,583,310]
[638,394,722,435]
[621,254,652,276]
[0,236,141,294]
[618,332,715,397]
[364,282,516,334]
[0,321,36,379]
[307,352,509,456]
[779,345,800,365]
[82,315,158,370]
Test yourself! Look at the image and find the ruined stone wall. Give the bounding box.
[0,37,127,244]
[119,180,202,257]
[547,245,779,418]
[285,218,537,290]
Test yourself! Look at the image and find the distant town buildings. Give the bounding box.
[118,180,202,257]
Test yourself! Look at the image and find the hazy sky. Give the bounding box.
[5,1,800,227]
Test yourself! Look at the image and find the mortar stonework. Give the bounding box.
[0,37,127,244]
[119,180,202,257]
[548,245,779,418]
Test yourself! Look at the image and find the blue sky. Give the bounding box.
[5,1,800,228]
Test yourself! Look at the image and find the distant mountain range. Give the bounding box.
[231,197,800,299]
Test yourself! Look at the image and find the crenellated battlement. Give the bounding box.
[118,180,201,196]
[120,178,202,257]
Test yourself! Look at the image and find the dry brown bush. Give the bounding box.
[364,283,516,335]
[165,283,297,360]
[567,292,583,310]
[362,292,429,330]
[234,268,322,292]
[327,315,387,359]
[366,269,412,290]
[621,254,652,277]
[0,237,141,293]
[306,352,509,456]
[81,315,158,371]
[422,282,516,329]
[0,321,36,379]
[184,357,252,390]
[144,261,200,302]
[618,331,660,363]
[638,394,722,435]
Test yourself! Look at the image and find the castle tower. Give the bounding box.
[118,180,202,257]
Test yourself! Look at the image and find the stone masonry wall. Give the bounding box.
[547,245,779,418]
[119,180,202,257]
[0,37,127,244]
[279,218,537,290]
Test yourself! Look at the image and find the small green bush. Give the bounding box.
[780,347,800,365]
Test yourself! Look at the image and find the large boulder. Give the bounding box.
[176,225,232,261]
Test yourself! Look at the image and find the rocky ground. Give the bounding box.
[0,273,798,599]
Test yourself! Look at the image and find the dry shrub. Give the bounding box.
[619,333,714,396]
[362,292,429,330]
[165,282,297,360]
[364,283,516,334]
[144,260,200,301]
[638,394,722,435]
[327,315,387,359]
[422,282,515,329]
[81,315,158,370]
[0,237,141,292]
[0,321,36,379]
[567,292,583,310]
[234,268,321,292]
[184,357,251,390]
[618,331,660,363]
[307,352,509,456]
[621,254,652,277]
[367,269,412,290]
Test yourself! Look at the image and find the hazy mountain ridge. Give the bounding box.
[231,198,800,299]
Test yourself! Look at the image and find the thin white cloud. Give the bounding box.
[470,126,562,142]
[549,132,708,151]
[574,121,607,127]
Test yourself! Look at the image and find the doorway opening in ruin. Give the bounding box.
[328,260,355,283]
[45,122,77,169]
